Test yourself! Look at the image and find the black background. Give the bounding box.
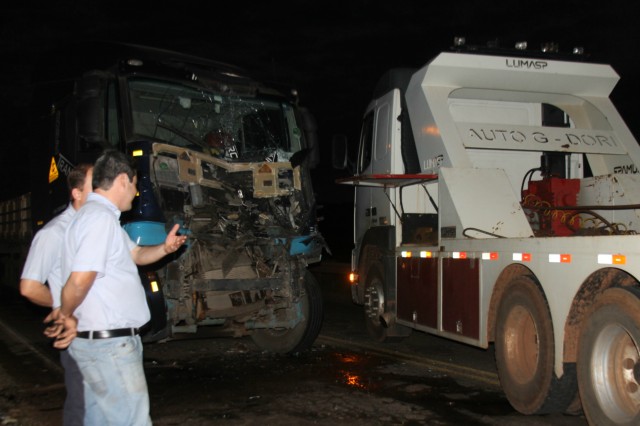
[2,1,638,259]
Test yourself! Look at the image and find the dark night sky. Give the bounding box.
[1,1,639,203]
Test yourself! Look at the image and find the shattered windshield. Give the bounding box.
[128,78,303,162]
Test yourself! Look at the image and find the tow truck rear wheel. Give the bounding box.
[495,275,574,414]
[251,271,323,354]
[577,287,640,426]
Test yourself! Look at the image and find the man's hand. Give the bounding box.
[43,308,62,338]
[163,224,187,254]
[132,224,188,265]
[53,314,78,349]
[43,308,78,349]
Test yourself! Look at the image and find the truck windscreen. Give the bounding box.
[128,78,302,162]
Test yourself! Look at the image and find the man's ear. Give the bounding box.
[117,173,129,189]
[71,187,81,201]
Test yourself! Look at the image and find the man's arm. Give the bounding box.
[19,279,53,307]
[59,271,98,318]
[130,224,187,266]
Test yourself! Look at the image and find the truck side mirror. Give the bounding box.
[298,107,319,168]
[76,72,106,145]
[331,134,348,170]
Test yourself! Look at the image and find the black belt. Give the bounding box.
[76,328,139,339]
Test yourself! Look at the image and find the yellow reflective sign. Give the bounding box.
[49,157,59,183]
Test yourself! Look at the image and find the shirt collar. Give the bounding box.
[87,192,121,219]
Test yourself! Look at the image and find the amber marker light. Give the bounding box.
[613,254,626,265]
[422,125,440,136]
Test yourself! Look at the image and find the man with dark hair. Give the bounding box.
[55,149,186,425]
[20,163,93,426]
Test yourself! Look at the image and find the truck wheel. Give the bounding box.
[495,275,573,414]
[251,271,323,354]
[364,261,392,342]
[577,287,640,426]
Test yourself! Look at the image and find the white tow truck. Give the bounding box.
[334,40,640,424]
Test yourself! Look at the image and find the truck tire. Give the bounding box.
[251,271,323,354]
[577,287,640,426]
[495,275,574,414]
[364,261,409,342]
[364,261,387,341]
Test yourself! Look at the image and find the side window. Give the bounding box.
[358,112,374,174]
[375,103,389,161]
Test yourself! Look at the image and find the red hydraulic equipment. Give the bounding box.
[522,177,581,236]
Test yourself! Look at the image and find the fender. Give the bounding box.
[354,226,395,304]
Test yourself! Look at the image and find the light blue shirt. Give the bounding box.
[21,204,75,308]
[62,192,150,331]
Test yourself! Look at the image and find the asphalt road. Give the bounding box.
[0,261,587,425]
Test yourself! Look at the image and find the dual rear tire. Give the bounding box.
[494,275,577,414]
[496,278,640,424]
[577,287,640,425]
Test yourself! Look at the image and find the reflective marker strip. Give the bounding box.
[482,252,499,260]
[400,251,437,258]
[598,254,626,265]
[549,254,571,263]
[398,251,629,265]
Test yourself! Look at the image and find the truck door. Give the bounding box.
[355,112,374,244]
[354,91,399,245]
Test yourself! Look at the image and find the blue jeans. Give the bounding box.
[68,336,152,426]
[60,350,84,426]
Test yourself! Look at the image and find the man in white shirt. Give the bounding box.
[20,163,92,426]
[55,149,186,425]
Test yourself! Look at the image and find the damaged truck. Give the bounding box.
[1,44,326,353]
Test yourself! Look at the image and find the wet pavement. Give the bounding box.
[0,261,588,425]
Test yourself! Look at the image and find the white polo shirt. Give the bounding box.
[62,192,151,331]
[21,204,75,308]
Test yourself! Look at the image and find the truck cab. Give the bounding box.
[46,44,326,353]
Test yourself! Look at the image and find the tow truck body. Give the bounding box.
[336,41,640,423]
